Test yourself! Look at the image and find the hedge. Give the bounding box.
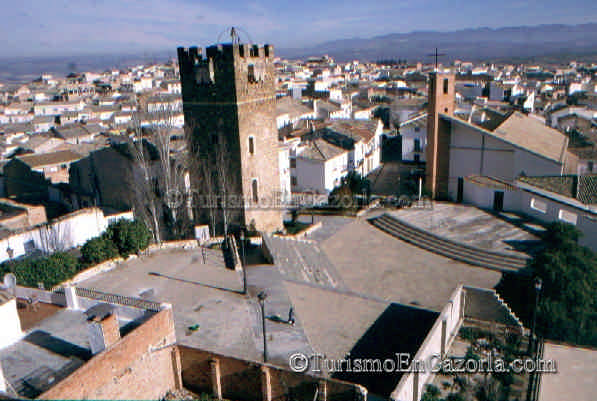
[0,219,152,289]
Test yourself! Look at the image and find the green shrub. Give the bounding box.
[80,235,119,266]
[497,222,597,347]
[105,219,151,257]
[0,252,80,289]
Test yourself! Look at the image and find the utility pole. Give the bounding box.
[258,291,268,363]
[529,277,543,354]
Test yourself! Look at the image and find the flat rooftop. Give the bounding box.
[539,343,597,401]
[0,306,145,399]
[77,248,267,361]
[76,244,441,397]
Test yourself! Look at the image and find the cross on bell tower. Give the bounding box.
[426,48,446,71]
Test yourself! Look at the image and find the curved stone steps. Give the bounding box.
[369,214,528,272]
[375,215,526,266]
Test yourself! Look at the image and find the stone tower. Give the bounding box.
[178,43,282,233]
[426,72,455,199]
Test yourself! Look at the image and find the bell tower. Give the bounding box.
[426,72,455,199]
[178,42,283,233]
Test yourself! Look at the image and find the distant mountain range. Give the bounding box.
[2,23,597,84]
[278,23,597,63]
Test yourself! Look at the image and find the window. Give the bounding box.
[558,209,577,225]
[414,138,421,152]
[248,64,256,83]
[248,136,255,155]
[414,126,420,132]
[589,161,594,172]
[530,198,547,214]
[443,78,449,94]
[291,176,297,186]
[290,158,296,169]
[252,179,259,203]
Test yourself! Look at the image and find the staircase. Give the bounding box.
[369,214,529,272]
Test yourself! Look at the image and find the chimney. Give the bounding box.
[86,304,121,355]
[64,285,79,310]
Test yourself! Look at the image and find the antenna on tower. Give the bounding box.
[217,27,254,45]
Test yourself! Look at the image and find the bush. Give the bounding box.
[0,252,81,289]
[80,235,119,266]
[105,219,151,257]
[0,219,152,290]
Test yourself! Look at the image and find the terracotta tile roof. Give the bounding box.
[299,138,346,161]
[275,97,313,118]
[493,111,569,163]
[17,149,83,168]
[325,119,380,142]
[518,175,597,204]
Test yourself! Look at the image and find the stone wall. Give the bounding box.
[178,43,283,234]
[391,286,465,401]
[38,307,181,400]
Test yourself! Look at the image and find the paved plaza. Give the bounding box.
[388,202,542,257]
[320,217,502,311]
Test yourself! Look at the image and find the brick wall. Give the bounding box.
[38,307,181,400]
[179,346,363,401]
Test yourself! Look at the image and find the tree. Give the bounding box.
[190,124,240,237]
[105,219,151,258]
[80,235,119,266]
[129,100,191,243]
[329,171,370,208]
[497,222,597,347]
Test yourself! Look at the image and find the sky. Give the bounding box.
[1,0,597,58]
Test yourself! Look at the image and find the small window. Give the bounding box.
[443,78,449,94]
[558,209,577,225]
[248,136,254,155]
[252,179,259,203]
[530,198,547,213]
[248,65,256,83]
[290,158,297,169]
[414,126,420,132]
[291,176,297,186]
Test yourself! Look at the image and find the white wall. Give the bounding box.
[462,179,597,251]
[516,187,597,251]
[448,122,562,200]
[0,299,22,349]
[324,152,350,192]
[392,286,464,401]
[0,209,133,263]
[295,157,325,194]
[401,125,426,162]
[278,148,291,204]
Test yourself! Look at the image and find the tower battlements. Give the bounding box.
[177,43,274,66]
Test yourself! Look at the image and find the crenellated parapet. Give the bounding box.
[178,43,275,102]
